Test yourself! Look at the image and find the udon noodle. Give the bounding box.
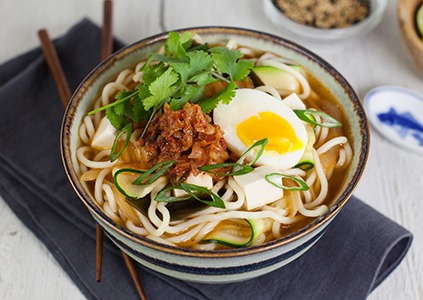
[77,32,353,250]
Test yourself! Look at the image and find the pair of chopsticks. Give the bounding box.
[38,1,147,299]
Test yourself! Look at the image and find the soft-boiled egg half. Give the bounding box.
[213,89,308,171]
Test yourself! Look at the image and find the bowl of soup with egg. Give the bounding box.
[61,27,369,283]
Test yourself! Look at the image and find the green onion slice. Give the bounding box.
[294,110,342,128]
[198,138,268,176]
[236,138,268,166]
[132,160,174,185]
[265,173,309,191]
[198,163,254,176]
[110,123,132,162]
[88,91,137,115]
[294,161,314,171]
[155,183,226,209]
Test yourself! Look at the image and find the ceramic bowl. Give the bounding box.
[61,27,369,283]
[398,0,423,79]
[263,0,388,43]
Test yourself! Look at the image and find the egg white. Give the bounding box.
[213,89,308,171]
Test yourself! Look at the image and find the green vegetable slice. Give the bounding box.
[198,163,254,176]
[132,160,174,185]
[202,219,265,248]
[417,3,423,39]
[198,138,268,176]
[293,110,342,128]
[113,161,173,199]
[154,183,226,209]
[294,122,316,170]
[110,123,132,162]
[265,173,309,191]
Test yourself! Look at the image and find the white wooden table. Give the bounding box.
[0,0,422,299]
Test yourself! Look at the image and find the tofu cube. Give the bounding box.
[174,172,214,198]
[91,117,118,150]
[234,165,284,211]
[282,93,306,110]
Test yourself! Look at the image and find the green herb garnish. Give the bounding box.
[294,110,342,128]
[113,161,174,199]
[155,182,226,209]
[132,160,175,185]
[198,138,268,176]
[265,173,309,191]
[110,123,132,162]
[90,31,254,146]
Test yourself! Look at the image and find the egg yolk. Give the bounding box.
[236,111,303,155]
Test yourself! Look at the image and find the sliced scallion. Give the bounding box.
[110,122,132,162]
[236,138,268,166]
[198,163,254,176]
[294,110,342,128]
[132,160,174,185]
[154,182,226,209]
[198,138,268,176]
[265,173,309,191]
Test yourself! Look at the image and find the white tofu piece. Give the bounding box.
[174,171,214,198]
[234,165,284,211]
[282,93,306,110]
[91,117,118,150]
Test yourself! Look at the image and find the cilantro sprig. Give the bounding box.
[89,31,254,158]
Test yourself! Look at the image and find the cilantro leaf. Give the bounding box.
[164,31,195,58]
[143,68,179,111]
[198,81,236,113]
[132,95,151,122]
[209,46,254,81]
[106,106,129,130]
[142,61,167,85]
[169,85,205,110]
[169,51,214,82]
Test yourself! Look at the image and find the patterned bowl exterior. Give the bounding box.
[61,27,369,283]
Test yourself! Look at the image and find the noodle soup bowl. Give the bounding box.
[61,27,369,283]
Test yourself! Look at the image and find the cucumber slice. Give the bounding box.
[202,218,266,248]
[250,65,301,94]
[417,3,423,39]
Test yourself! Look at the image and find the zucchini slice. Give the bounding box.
[202,218,266,248]
[113,167,166,199]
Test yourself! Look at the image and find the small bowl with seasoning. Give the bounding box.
[397,0,423,79]
[263,0,388,43]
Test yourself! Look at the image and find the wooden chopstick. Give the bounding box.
[38,2,147,298]
[37,29,71,108]
[121,250,148,300]
[95,0,114,283]
[101,0,113,61]
[99,3,147,298]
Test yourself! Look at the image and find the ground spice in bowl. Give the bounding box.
[272,0,370,29]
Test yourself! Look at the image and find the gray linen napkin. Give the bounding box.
[0,19,413,300]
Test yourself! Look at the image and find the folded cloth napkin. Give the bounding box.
[0,19,413,300]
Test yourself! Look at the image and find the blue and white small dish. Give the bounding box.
[364,86,423,153]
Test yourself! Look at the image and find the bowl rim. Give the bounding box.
[61,26,370,258]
